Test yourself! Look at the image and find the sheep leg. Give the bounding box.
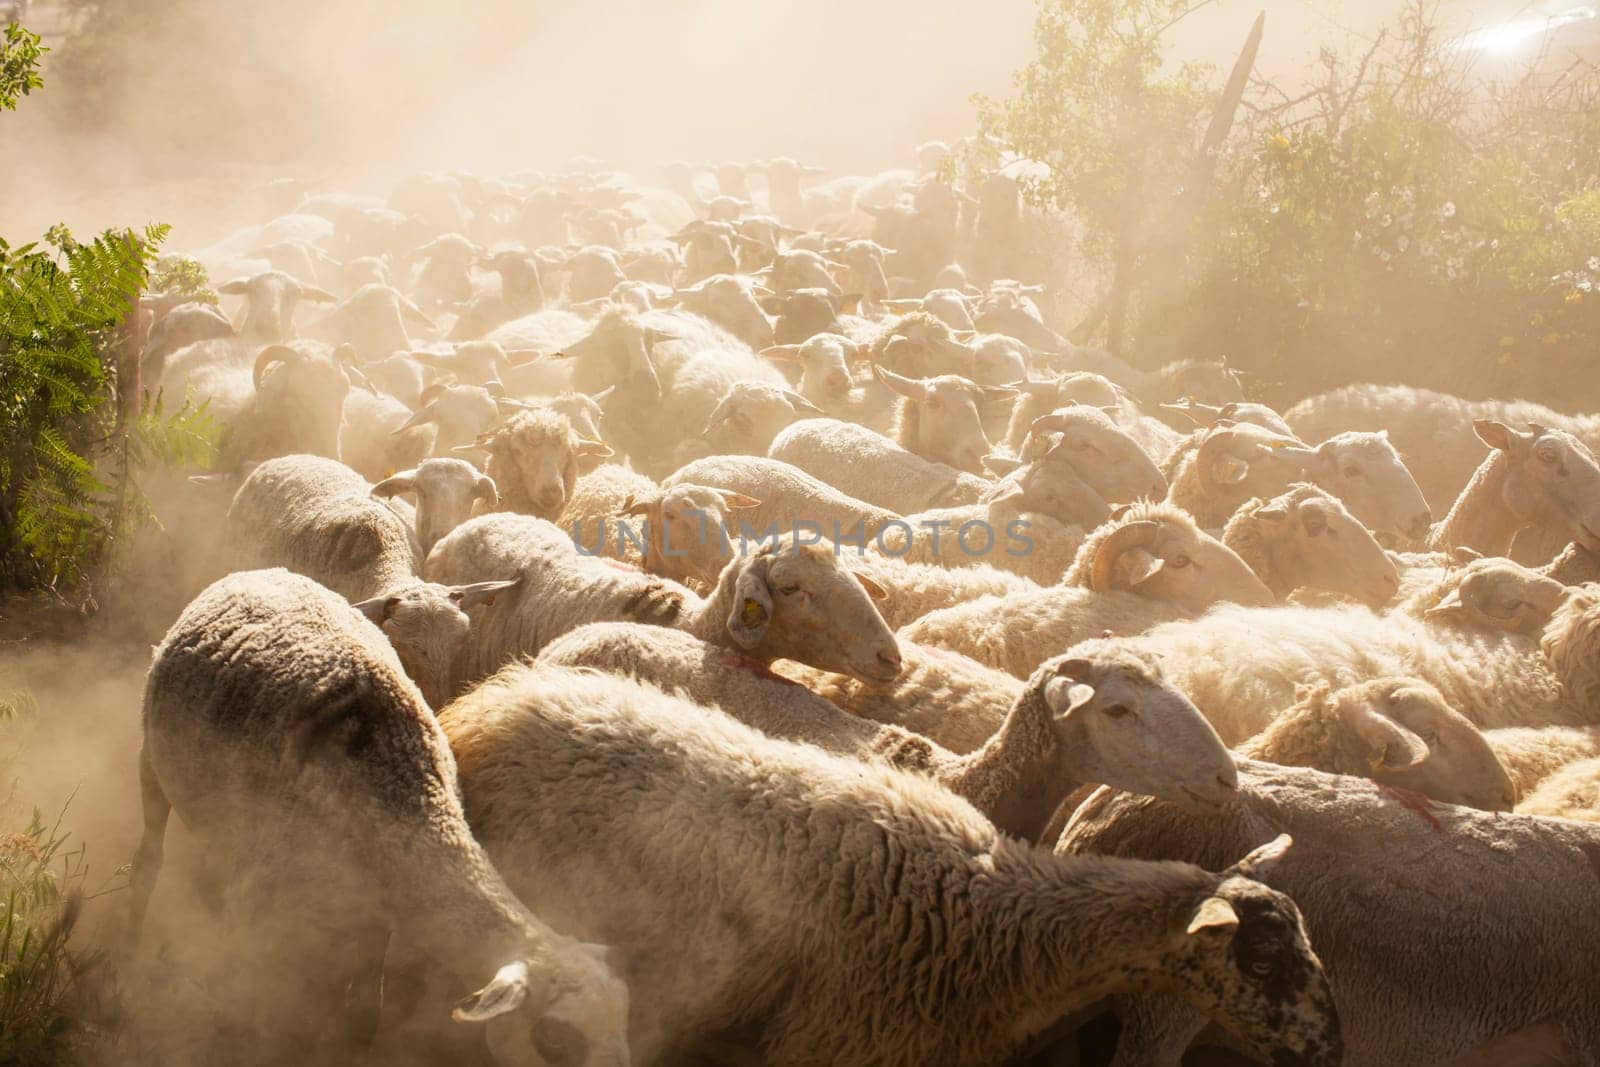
[126,745,170,948]
[342,923,391,1048]
[1108,994,1208,1067]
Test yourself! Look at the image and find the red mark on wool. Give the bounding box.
[601,558,641,573]
[1378,783,1443,831]
[716,649,800,687]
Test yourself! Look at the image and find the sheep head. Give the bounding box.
[720,543,900,683]
[373,458,498,556]
[1228,484,1399,607]
[1078,505,1274,611]
[1327,678,1516,812]
[1475,419,1600,554]
[352,578,521,709]
[1032,651,1237,814]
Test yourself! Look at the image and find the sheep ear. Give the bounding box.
[852,572,888,601]
[1211,455,1251,485]
[1185,896,1239,944]
[371,471,418,498]
[1115,547,1165,588]
[216,277,251,295]
[1346,703,1430,770]
[1043,676,1096,720]
[1473,419,1522,452]
[574,438,614,459]
[717,490,761,510]
[351,595,399,624]
[450,577,523,610]
[1423,588,1464,622]
[1254,502,1289,524]
[1226,833,1293,881]
[452,960,538,1024]
[727,556,774,649]
[982,453,1023,477]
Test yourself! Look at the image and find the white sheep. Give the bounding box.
[424,515,900,696]
[440,663,1339,1067]
[769,416,991,513]
[900,502,1273,678]
[371,458,499,556]
[1234,678,1515,811]
[1517,756,1600,821]
[1062,582,1600,738]
[225,454,420,601]
[538,626,1237,841]
[1059,761,1600,1066]
[1221,483,1400,607]
[129,570,629,1062]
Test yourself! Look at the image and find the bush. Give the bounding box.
[978,1,1600,410]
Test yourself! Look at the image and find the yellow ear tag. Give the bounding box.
[741,598,767,629]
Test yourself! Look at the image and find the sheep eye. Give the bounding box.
[1102,703,1133,719]
[1169,555,1192,569]
[1537,448,1558,464]
[779,584,802,596]
[1343,465,1362,478]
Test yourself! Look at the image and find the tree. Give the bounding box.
[0,21,217,602]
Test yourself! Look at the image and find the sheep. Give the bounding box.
[539,627,1238,841]
[663,454,903,543]
[1517,756,1600,821]
[769,416,992,513]
[315,282,438,360]
[563,469,762,589]
[161,340,352,467]
[872,490,1087,586]
[129,569,630,1062]
[1235,678,1516,811]
[225,454,420,602]
[1004,403,1169,507]
[1158,397,1294,438]
[1400,554,1569,633]
[1484,724,1600,796]
[351,578,521,709]
[700,381,823,456]
[864,364,1011,473]
[1058,762,1600,1066]
[1062,581,1600,738]
[1426,419,1600,558]
[1287,430,1435,541]
[1007,370,1184,460]
[1543,540,1600,585]
[759,332,862,409]
[140,299,236,382]
[1164,422,1317,529]
[900,502,1273,678]
[215,269,338,340]
[393,381,502,457]
[1221,484,1400,607]
[424,516,900,695]
[475,407,613,521]
[370,458,499,556]
[662,273,774,350]
[849,553,1039,628]
[1285,382,1600,513]
[448,249,547,340]
[441,663,1339,1067]
[338,386,436,482]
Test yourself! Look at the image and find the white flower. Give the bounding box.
[1437,201,1457,220]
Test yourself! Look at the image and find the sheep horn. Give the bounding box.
[251,345,301,389]
[1089,520,1162,593]
[473,474,499,506]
